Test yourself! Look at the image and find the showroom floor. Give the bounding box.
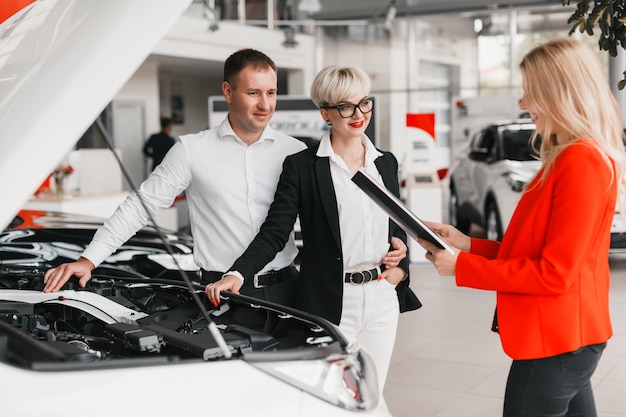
[383,253,626,417]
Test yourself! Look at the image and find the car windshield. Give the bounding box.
[502,128,540,161]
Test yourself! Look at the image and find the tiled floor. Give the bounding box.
[384,254,626,417]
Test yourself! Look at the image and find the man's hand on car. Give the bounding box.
[43,256,95,293]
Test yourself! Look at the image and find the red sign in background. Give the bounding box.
[405,113,447,179]
[406,113,435,140]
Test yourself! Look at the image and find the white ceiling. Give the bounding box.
[310,0,570,20]
[155,0,576,77]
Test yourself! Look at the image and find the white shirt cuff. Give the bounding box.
[224,271,245,284]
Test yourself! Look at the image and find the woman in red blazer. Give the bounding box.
[420,38,626,417]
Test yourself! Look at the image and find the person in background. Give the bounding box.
[42,48,313,307]
[205,66,420,409]
[143,116,176,172]
[419,37,626,417]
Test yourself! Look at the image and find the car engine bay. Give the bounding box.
[0,266,344,369]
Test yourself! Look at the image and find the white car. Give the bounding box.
[0,1,382,416]
[448,118,626,250]
[448,118,540,241]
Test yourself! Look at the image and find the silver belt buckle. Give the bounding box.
[253,273,269,289]
[253,274,263,288]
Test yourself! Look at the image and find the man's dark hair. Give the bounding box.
[160,117,172,130]
[223,48,276,87]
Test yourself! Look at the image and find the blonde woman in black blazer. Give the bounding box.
[207,66,421,404]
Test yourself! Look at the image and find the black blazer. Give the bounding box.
[230,145,422,324]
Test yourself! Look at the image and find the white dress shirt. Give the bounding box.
[316,131,389,273]
[83,118,306,274]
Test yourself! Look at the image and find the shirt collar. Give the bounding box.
[317,130,383,164]
[217,117,276,144]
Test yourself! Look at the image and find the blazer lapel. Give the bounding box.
[315,157,342,249]
[375,155,393,189]
[375,155,395,241]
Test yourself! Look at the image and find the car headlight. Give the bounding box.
[247,347,379,411]
[504,172,528,192]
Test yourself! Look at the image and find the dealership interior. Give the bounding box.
[5,1,626,416]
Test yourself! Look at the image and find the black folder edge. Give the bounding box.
[351,168,455,255]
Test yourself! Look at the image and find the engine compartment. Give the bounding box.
[0,266,343,369]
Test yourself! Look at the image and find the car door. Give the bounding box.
[453,129,485,204]
[466,127,499,214]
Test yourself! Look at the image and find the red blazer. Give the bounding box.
[456,141,616,360]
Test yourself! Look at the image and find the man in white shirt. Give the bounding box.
[42,48,307,306]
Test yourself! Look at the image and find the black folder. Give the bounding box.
[351,168,454,254]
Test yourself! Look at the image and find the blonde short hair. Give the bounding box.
[310,66,371,108]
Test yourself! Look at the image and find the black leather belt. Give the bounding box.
[344,266,381,284]
[200,265,296,289]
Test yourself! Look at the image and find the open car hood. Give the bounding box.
[0,0,192,231]
[0,5,382,413]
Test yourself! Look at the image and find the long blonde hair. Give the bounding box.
[520,37,626,196]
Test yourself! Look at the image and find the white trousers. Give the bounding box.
[338,278,400,395]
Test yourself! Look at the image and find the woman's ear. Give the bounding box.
[320,108,330,124]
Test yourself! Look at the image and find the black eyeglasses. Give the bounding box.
[322,97,375,118]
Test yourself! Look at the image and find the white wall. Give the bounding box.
[111,15,316,184]
[113,62,158,187]
[158,73,220,135]
[153,17,316,93]
[319,15,477,170]
[115,61,160,135]
[109,11,477,183]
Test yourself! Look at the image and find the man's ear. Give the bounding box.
[222,81,232,104]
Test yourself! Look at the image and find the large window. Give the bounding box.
[478,18,607,97]
[413,60,458,147]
